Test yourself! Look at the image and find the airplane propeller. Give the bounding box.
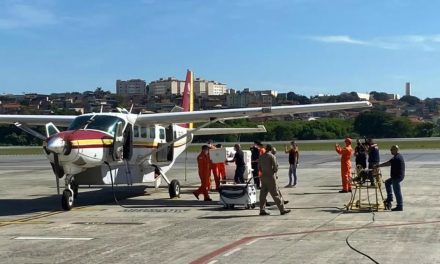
[14,122,65,194]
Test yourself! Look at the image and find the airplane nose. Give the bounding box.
[46,137,66,154]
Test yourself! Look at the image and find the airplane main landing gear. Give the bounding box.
[61,175,75,211]
[151,165,181,199]
[169,179,181,198]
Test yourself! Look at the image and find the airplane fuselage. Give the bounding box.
[44,112,192,186]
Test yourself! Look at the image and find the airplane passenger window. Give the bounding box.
[149,127,155,139]
[134,126,140,138]
[141,127,147,138]
[159,128,165,140]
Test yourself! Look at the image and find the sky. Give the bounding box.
[1,0,440,99]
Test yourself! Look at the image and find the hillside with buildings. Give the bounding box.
[2,77,439,125]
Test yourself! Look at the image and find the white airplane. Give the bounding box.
[0,79,371,210]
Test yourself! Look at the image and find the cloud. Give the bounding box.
[0,3,57,29]
[308,34,440,51]
[309,35,369,45]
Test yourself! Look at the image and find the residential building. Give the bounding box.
[148,77,184,97]
[116,79,147,96]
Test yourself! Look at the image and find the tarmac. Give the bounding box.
[0,149,439,264]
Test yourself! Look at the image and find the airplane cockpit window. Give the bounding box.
[68,115,126,136]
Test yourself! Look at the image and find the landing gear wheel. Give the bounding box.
[228,204,235,209]
[169,180,180,198]
[61,189,74,211]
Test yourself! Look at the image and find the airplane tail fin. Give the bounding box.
[181,69,194,128]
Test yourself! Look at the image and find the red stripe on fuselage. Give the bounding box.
[71,144,113,149]
[51,130,113,141]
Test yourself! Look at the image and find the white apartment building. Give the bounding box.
[116,79,147,96]
[148,77,185,96]
[149,77,227,97]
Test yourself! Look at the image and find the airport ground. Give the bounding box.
[0,149,439,263]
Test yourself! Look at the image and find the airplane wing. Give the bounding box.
[0,115,77,127]
[190,125,267,135]
[135,101,371,126]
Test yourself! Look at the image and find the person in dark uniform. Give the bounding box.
[367,138,380,169]
[354,139,367,169]
[377,145,405,211]
[227,144,246,184]
[367,138,380,185]
[250,141,261,189]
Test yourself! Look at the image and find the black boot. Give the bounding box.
[391,205,403,211]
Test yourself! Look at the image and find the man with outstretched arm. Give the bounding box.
[376,145,405,211]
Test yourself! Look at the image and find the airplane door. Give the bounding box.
[165,125,174,161]
[111,121,124,161]
[156,126,173,162]
[122,124,133,161]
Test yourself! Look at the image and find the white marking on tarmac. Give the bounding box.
[207,260,218,264]
[14,236,94,241]
[245,238,261,246]
[222,247,242,257]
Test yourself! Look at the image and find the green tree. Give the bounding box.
[385,118,414,138]
[354,111,393,138]
[414,122,436,137]
[400,95,420,106]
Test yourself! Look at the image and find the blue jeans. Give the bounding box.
[385,178,403,207]
[288,164,297,186]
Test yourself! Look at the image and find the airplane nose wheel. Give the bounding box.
[169,179,180,198]
[61,175,75,210]
[61,189,74,210]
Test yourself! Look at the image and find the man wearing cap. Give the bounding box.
[258,144,291,216]
[335,138,353,193]
[376,145,405,211]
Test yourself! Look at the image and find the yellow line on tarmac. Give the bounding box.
[0,221,52,225]
[0,205,94,228]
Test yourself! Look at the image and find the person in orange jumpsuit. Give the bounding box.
[215,144,226,185]
[207,140,221,190]
[193,145,212,201]
[335,137,353,193]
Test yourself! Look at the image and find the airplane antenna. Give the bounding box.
[129,104,134,113]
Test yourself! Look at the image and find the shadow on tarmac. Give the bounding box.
[290,192,340,195]
[198,215,261,219]
[0,186,146,217]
